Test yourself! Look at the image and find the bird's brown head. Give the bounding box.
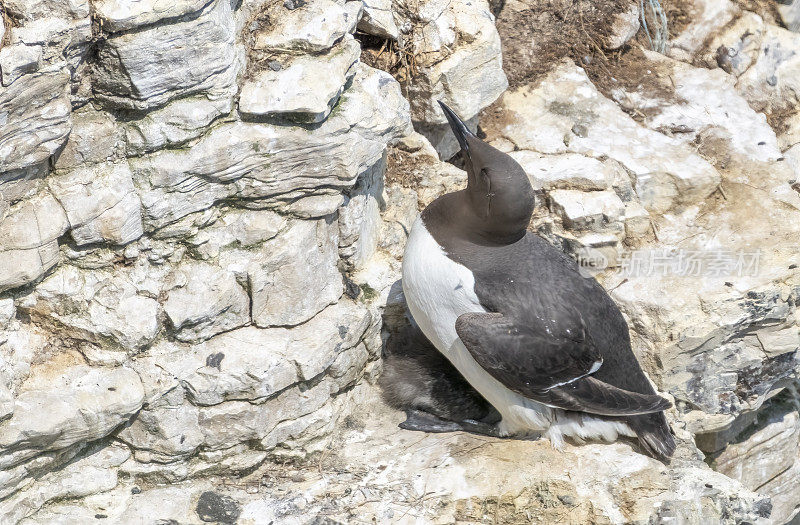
[439,101,535,244]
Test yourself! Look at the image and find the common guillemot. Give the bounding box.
[398,101,675,460]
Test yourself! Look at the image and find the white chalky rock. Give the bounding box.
[358,0,398,39]
[548,189,626,231]
[163,262,250,343]
[125,88,235,155]
[509,151,616,191]
[253,0,358,53]
[492,61,720,213]
[92,0,240,110]
[0,72,71,173]
[239,36,360,122]
[0,193,68,292]
[48,162,144,246]
[0,365,144,455]
[405,0,507,126]
[243,218,343,328]
[19,265,160,352]
[93,0,213,32]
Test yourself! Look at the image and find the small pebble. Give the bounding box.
[571,123,588,138]
[558,494,576,506]
[196,491,241,524]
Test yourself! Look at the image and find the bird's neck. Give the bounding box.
[425,191,530,247]
[462,188,533,245]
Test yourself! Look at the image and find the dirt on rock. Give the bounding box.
[732,0,783,25]
[660,0,696,38]
[483,0,705,128]
[493,0,631,89]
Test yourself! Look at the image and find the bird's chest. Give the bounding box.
[402,218,485,351]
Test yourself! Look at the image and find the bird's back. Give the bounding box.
[441,229,658,398]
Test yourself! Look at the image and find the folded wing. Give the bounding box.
[455,311,671,416]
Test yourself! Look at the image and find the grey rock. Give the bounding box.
[735,23,800,115]
[339,152,386,270]
[277,193,346,219]
[246,218,343,327]
[667,0,740,62]
[0,378,12,423]
[613,51,782,164]
[493,61,721,213]
[129,119,371,229]
[0,365,143,460]
[0,44,43,86]
[48,162,144,246]
[0,193,69,293]
[52,109,124,171]
[0,164,47,204]
[714,404,799,519]
[93,0,213,32]
[195,491,240,523]
[124,88,235,155]
[0,444,129,523]
[20,386,773,524]
[239,35,360,123]
[510,151,617,191]
[118,386,203,462]
[132,65,408,231]
[19,265,160,352]
[188,208,286,259]
[0,299,14,329]
[329,63,412,143]
[403,0,507,126]
[0,72,71,173]
[548,189,625,232]
[253,0,358,53]
[283,0,306,10]
[358,0,399,39]
[197,300,361,394]
[719,407,798,476]
[2,0,89,21]
[93,0,240,110]
[699,11,763,77]
[759,455,800,523]
[163,262,250,343]
[778,0,800,33]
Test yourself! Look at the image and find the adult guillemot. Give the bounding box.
[399,102,675,460]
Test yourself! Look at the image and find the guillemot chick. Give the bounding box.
[399,102,675,460]
[380,321,500,435]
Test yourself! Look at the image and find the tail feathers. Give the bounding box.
[628,412,676,462]
[539,376,672,417]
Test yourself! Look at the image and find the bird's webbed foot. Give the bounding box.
[399,409,500,437]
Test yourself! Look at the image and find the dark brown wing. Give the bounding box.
[455,311,671,416]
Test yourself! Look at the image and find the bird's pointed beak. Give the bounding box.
[438,101,475,158]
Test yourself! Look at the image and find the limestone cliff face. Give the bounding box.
[0,0,798,523]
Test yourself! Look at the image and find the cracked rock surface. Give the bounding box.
[1,0,799,523]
